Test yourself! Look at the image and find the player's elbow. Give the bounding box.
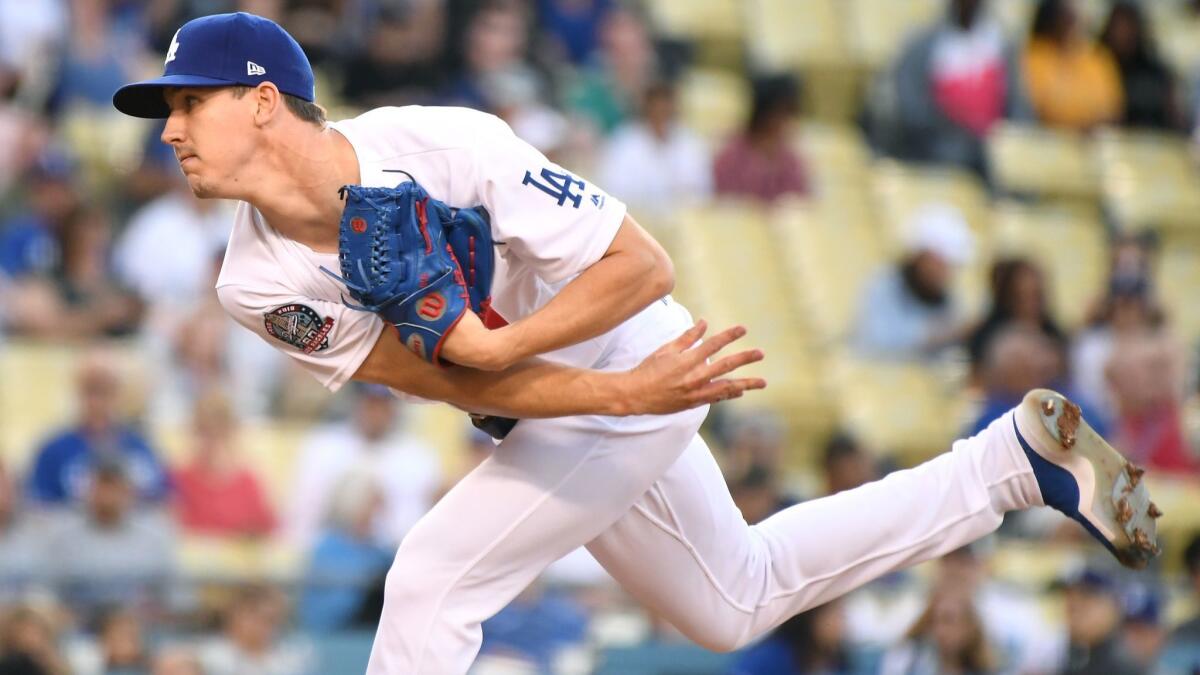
[644,244,675,299]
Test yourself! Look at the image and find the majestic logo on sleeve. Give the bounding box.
[263,304,334,354]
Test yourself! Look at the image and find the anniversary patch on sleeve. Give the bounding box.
[263,304,334,354]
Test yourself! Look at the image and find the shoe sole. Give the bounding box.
[1015,388,1162,569]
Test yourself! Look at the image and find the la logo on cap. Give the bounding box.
[165,29,180,64]
[247,61,266,76]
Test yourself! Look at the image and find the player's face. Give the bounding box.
[161,87,256,198]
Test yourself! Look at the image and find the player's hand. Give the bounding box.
[623,320,766,415]
[440,311,518,371]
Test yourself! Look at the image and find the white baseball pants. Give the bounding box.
[363,403,1043,674]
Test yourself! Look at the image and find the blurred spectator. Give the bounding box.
[340,1,447,107]
[26,352,170,506]
[968,325,1102,436]
[442,0,543,114]
[52,205,144,338]
[0,151,78,280]
[42,458,176,617]
[728,464,790,526]
[821,433,878,497]
[171,389,277,537]
[66,606,149,675]
[967,257,1067,377]
[1099,2,1187,132]
[113,178,231,337]
[937,544,1062,674]
[721,410,786,478]
[0,0,67,105]
[1071,236,1162,419]
[149,647,204,675]
[197,584,310,675]
[728,599,858,675]
[479,583,589,672]
[297,473,392,631]
[713,74,810,203]
[566,6,659,135]
[286,384,441,548]
[0,459,43,599]
[1162,533,1200,673]
[888,0,1031,175]
[54,0,146,111]
[1119,583,1165,671]
[880,587,997,675]
[852,204,973,360]
[598,81,711,212]
[1106,331,1197,473]
[1058,567,1141,675]
[537,0,616,65]
[1023,0,1122,131]
[0,605,69,675]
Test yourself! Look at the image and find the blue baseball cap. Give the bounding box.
[113,12,315,119]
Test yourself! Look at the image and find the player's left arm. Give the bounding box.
[441,213,672,370]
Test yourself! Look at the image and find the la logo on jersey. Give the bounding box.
[165,30,181,64]
[247,61,266,76]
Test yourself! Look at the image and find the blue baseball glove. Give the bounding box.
[436,202,495,315]
[320,181,471,364]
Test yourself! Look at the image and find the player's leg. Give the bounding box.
[585,389,1159,651]
[364,406,706,675]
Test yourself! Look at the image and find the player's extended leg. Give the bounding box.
[585,389,1160,652]
[363,405,707,675]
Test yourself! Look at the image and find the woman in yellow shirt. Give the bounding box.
[1024,0,1123,130]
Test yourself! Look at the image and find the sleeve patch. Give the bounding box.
[263,304,335,354]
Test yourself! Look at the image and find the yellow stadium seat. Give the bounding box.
[745,0,846,70]
[794,122,873,201]
[772,198,887,346]
[645,0,744,42]
[677,68,751,142]
[1095,129,1200,232]
[991,201,1109,329]
[830,354,972,466]
[1156,232,1200,347]
[843,0,942,70]
[1152,4,1200,79]
[991,0,1037,37]
[987,123,1098,199]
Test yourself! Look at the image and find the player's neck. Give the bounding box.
[241,123,359,253]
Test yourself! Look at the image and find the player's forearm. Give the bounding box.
[498,215,673,364]
[354,330,634,417]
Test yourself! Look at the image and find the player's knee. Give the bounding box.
[675,612,752,653]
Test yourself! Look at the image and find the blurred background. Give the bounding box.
[1,0,1200,673]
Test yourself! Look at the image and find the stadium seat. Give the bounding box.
[1094,128,1200,233]
[1152,3,1200,81]
[677,68,751,142]
[986,123,1098,200]
[829,354,973,466]
[990,201,1109,329]
[1156,232,1200,347]
[844,0,942,71]
[745,0,846,70]
[794,122,874,201]
[645,0,744,42]
[595,642,733,675]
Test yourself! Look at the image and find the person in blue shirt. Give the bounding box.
[25,352,169,505]
[0,150,78,280]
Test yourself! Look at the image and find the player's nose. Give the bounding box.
[161,111,186,146]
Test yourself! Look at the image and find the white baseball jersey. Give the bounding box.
[215,105,675,392]
[208,105,1044,675]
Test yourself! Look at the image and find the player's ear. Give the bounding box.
[251,82,283,126]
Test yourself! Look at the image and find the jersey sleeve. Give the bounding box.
[471,116,628,284]
[216,284,385,392]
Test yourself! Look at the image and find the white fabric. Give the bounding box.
[216,106,628,391]
[286,423,442,548]
[366,405,1042,674]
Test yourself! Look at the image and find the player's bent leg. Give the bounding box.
[364,406,706,675]
[587,389,1158,653]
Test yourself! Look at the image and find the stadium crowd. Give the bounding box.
[1,0,1200,673]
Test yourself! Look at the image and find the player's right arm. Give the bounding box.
[353,319,764,418]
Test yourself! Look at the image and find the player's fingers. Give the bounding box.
[690,377,767,405]
[690,325,747,362]
[696,349,763,382]
[667,319,707,353]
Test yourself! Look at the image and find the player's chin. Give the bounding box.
[185,174,220,199]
